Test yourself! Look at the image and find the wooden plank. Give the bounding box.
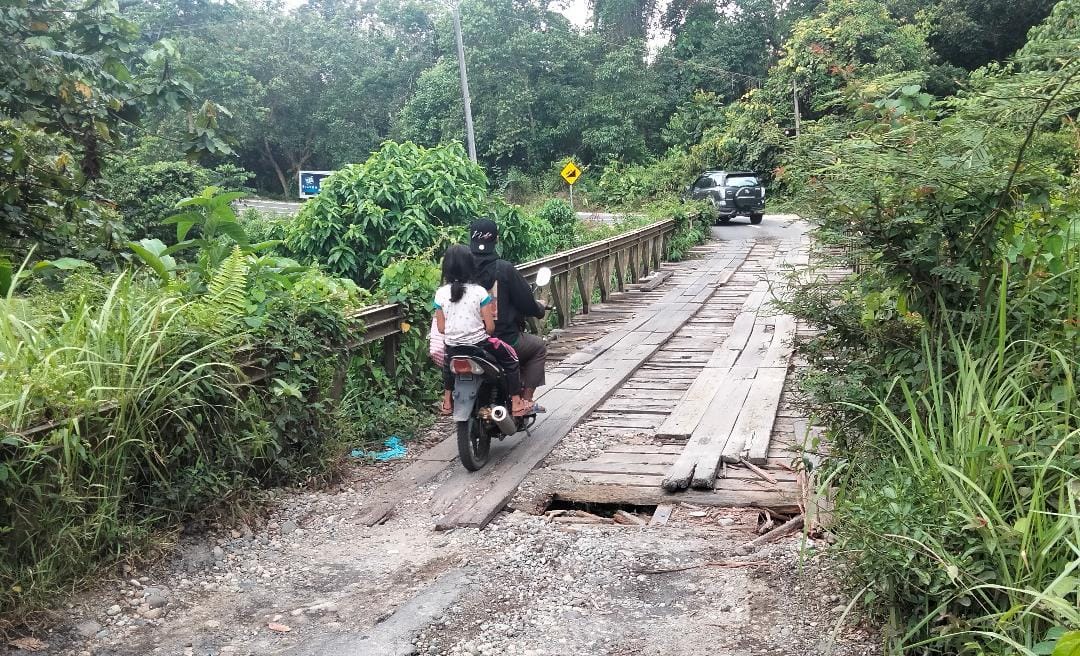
[721,367,788,468]
[761,314,797,368]
[639,269,672,291]
[575,264,593,314]
[355,438,459,526]
[602,443,685,455]
[550,461,670,476]
[730,321,771,370]
[743,280,770,312]
[596,405,672,416]
[610,389,686,400]
[593,451,680,466]
[663,376,752,491]
[686,372,767,489]
[585,415,662,430]
[648,504,674,526]
[723,312,756,353]
[596,257,612,302]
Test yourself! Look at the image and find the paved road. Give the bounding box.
[710,212,806,242]
[237,198,304,216]
[239,198,629,225]
[575,211,625,224]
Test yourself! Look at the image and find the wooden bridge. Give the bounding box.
[354,217,830,531]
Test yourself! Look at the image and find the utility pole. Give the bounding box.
[452,3,477,163]
[792,78,801,138]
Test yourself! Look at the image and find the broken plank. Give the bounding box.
[552,485,801,515]
[613,510,648,526]
[648,504,674,526]
[737,458,778,484]
[761,314,797,368]
[639,270,672,291]
[663,376,752,491]
[719,367,788,469]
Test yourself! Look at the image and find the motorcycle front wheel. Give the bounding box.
[456,417,491,471]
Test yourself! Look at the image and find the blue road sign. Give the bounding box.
[299,170,334,198]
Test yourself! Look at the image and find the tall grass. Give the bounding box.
[0,273,238,616]
[861,334,1079,653]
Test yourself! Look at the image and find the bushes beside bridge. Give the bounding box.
[782,5,1080,652]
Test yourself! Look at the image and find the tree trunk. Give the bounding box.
[263,137,290,198]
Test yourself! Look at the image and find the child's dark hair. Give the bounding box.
[442,244,475,303]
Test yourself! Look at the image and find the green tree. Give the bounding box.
[136,0,436,196]
[0,0,230,261]
[285,141,487,286]
[397,0,664,172]
[765,0,932,118]
[887,0,1059,70]
[590,0,656,43]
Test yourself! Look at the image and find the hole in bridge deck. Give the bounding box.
[543,498,658,518]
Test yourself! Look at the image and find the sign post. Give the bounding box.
[560,161,581,209]
[298,170,334,199]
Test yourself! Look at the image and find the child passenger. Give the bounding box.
[435,244,533,417]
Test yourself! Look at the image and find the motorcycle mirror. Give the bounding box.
[535,267,552,288]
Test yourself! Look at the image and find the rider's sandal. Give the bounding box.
[530,403,547,414]
[512,399,535,417]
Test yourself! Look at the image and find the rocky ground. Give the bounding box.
[6,420,879,656]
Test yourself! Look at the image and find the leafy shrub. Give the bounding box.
[0,191,371,616]
[658,201,710,261]
[781,4,1080,652]
[839,336,1079,653]
[285,141,486,286]
[104,159,254,244]
[536,199,577,251]
[238,208,288,246]
[500,167,538,204]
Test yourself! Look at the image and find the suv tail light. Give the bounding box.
[451,358,483,375]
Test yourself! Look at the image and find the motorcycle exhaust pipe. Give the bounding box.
[490,405,517,436]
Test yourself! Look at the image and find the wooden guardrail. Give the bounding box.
[7,219,681,437]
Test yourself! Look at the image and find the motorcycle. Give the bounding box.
[450,266,552,471]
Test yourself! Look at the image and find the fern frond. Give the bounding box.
[204,246,249,337]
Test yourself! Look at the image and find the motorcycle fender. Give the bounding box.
[452,377,481,422]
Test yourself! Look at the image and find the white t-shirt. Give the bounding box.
[434,283,492,346]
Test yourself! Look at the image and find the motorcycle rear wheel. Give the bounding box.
[457,417,491,471]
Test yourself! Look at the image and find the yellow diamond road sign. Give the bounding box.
[560,161,581,185]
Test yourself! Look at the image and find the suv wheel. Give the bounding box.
[749,213,763,225]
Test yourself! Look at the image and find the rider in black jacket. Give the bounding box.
[469,218,548,408]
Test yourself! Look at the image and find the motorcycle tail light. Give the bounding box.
[451,358,482,374]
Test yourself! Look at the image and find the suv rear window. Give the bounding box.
[725,175,759,187]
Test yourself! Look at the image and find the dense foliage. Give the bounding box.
[0,197,371,615]
[779,0,1080,651]
[0,0,229,263]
